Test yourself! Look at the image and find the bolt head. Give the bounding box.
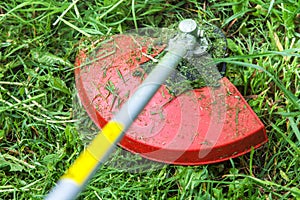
[179,19,197,34]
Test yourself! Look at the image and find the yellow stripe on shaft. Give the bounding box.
[61,121,124,185]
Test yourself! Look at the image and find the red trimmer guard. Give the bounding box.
[75,34,268,165]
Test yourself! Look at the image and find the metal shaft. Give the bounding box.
[45,19,198,200]
[113,47,187,130]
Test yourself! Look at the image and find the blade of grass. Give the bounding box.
[249,147,254,177]
[0,93,46,113]
[99,0,126,20]
[221,9,255,28]
[265,0,275,19]
[132,0,138,31]
[216,49,300,60]
[1,153,35,169]
[274,111,300,117]
[53,0,80,26]
[288,117,300,142]
[0,81,32,87]
[58,17,92,37]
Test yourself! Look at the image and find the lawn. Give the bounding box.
[0,0,299,199]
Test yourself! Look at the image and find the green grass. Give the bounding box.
[0,0,299,199]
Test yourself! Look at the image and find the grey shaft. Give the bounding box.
[45,179,80,200]
[113,45,188,134]
[45,42,189,200]
[45,34,192,200]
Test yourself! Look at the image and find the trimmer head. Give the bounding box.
[75,21,267,165]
